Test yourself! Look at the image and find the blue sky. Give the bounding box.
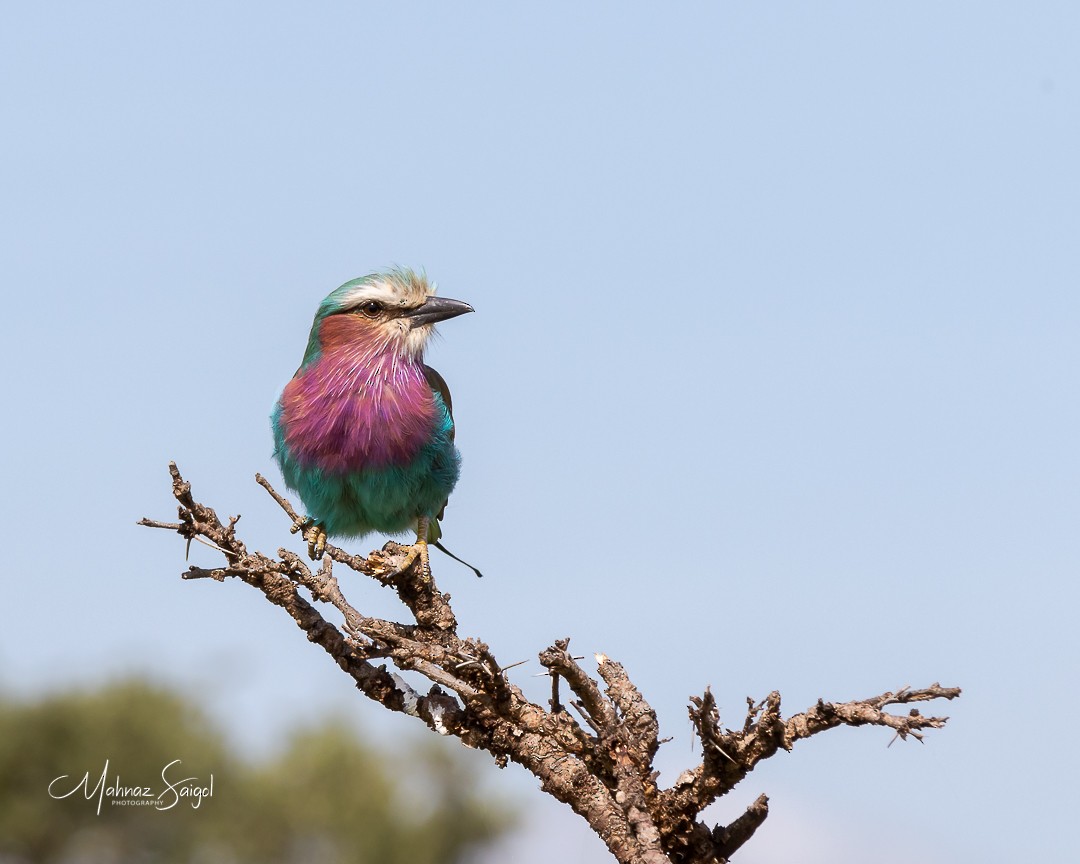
[2,4,1077,862]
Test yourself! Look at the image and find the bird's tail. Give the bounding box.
[432,541,484,579]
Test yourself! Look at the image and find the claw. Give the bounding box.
[298,518,327,560]
[398,515,433,580]
[399,539,431,581]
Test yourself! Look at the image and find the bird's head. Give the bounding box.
[302,268,473,365]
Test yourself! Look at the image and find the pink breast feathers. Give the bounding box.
[280,351,438,474]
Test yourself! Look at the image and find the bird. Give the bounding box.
[271,268,476,577]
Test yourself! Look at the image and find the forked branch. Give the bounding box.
[140,463,960,864]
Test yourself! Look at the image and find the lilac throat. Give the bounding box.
[279,348,439,473]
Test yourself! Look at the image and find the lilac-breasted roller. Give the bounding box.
[271,268,474,575]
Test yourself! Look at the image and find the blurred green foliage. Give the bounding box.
[0,680,515,863]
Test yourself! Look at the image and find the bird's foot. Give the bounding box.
[307,525,328,560]
[398,539,432,581]
[291,516,328,560]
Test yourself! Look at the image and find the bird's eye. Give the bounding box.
[358,300,383,317]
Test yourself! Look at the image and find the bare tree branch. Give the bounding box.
[714,794,769,860]
[140,463,961,864]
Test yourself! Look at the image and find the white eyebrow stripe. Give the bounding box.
[339,282,405,308]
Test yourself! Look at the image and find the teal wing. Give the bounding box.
[422,363,454,540]
[422,364,454,439]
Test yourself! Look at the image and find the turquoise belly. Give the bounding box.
[272,399,460,538]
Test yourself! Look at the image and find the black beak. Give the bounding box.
[405,296,474,328]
